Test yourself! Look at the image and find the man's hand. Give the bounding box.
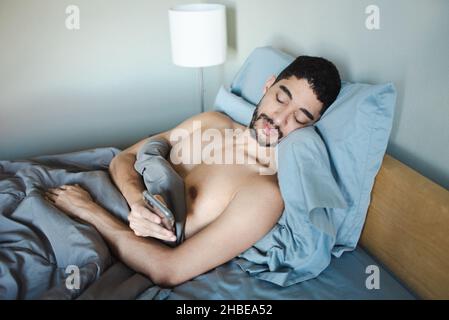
[128,196,176,242]
[45,184,97,221]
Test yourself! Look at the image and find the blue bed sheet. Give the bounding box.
[81,246,416,300]
[157,247,416,300]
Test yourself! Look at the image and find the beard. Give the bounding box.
[248,104,284,147]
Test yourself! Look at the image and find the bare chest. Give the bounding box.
[168,130,262,237]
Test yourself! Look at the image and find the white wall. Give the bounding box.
[204,0,449,190]
[0,0,201,159]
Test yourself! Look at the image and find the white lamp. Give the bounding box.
[168,3,227,112]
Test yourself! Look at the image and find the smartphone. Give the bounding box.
[142,191,175,232]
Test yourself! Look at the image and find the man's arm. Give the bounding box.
[109,111,231,207]
[76,176,283,287]
[165,177,284,286]
[108,130,170,206]
[108,112,235,241]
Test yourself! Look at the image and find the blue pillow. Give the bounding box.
[214,85,255,125]
[227,46,396,251]
[316,81,396,256]
[230,46,294,105]
[214,46,396,285]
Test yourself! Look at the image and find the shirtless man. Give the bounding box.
[44,56,341,287]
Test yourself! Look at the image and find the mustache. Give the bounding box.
[256,113,283,140]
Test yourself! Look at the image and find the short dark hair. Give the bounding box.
[274,55,341,115]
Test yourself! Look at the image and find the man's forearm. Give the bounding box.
[82,202,173,284]
[109,153,146,206]
[109,132,171,207]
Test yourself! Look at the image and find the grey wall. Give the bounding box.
[1,0,448,190]
[0,0,201,159]
[205,0,449,190]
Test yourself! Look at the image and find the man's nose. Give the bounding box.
[273,106,293,127]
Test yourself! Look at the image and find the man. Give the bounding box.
[44,56,341,287]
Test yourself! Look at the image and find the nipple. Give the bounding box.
[188,186,198,201]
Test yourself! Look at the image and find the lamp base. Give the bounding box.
[198,67,204,113]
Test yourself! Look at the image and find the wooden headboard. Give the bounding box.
[360,155,449,299]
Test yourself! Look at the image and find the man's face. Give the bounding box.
[249,75,324,147]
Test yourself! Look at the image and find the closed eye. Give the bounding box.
[295,110,310,125]
[276,93,286,105]
[295,119,308,125]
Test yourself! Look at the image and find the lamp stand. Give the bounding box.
[198,67,205,113]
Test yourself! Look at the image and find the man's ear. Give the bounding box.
[262,75,276,95]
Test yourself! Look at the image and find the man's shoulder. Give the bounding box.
[185,111,236,130]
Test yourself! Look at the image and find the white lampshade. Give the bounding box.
[168,4,227,68]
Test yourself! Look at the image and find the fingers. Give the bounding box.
[132,206,161,225]
[45,192,55,200]
[46,186,68,195]
[44,193,55,203]
[44,184,76,202]
[128,215,176,241]
[45,187,64,202]
[131,224,176,242]
[46,188,60,196]
[48,184,81,191]
[45,184,83,196]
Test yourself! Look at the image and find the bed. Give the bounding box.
[1,146,447,300]
[2,46,448,300]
